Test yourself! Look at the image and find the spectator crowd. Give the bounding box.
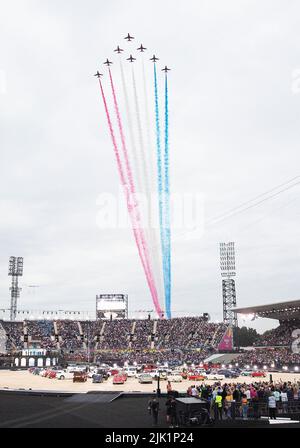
[0,317,299,368]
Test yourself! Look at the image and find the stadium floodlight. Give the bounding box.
[220,242,236,277]
[220,242,237,329]
[8,256,24,321]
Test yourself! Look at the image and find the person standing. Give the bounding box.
[167,381,172,396]
[165,397,172,425]
[241,394,248,419]
[169,398,178,427]
[215,392,223,420]
[281,389,288,414]
[148,397,160,426]
[268,393,277,420]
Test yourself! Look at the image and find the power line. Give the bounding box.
[168,176,300,242]
[207,180,300,226]
[208,175,300,223]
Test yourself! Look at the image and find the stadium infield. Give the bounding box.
[0,370,300,394]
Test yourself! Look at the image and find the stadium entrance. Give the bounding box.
[14,349,58,368]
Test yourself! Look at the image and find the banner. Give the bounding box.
[218,326,233,351]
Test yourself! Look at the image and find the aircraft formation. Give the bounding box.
[94,33,170,78]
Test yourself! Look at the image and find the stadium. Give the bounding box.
[0,295,300,428]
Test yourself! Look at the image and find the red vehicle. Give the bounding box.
[109,369,119,376]
[43,369,53,378]
[251,371,266,378]
[188,373,206,381]
[48,370,57,379]
[113,374,126,385]
[73,372,87,383]
[143,364,157,372]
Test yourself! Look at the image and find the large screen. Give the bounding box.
[96,294,128,320]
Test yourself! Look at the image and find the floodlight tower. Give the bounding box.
[219,242,237,328]
[8,257,23,321]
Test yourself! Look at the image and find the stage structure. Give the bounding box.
[8,257,23,321]
[219,242,237,328]
[96,294,128,320]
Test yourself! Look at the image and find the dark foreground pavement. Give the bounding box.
[0,391,300,429]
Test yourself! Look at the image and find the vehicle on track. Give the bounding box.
[73,372,88,383]
[251,371,266,378]
[55,370,74,380]
[167,373,182,382]
[188,373,206,381]
[138,374,153,384]
[113,374,126,385]
[92,374,104,383]
[206,373,225,381]
[240,370,253,376]
[217,369,239,378]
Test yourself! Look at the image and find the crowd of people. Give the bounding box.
[1,318,299,369]
[257,321,299,347]
[102,319,133,349]
[155,317,226,350]
[235,347,300,367]
[56,320,82,350]
[0,316,227,353]
[146,379,300,427]
[186,380,300,420]
[25,320,56,350]
[1,321,23,351]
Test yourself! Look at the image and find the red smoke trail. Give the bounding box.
[98,78,162,317]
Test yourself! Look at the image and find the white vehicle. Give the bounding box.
[56,369,74,380]
[149,370,168,380]
[206,373,225,381]
[167,374,182,382]
[124,367,137,377]
[88,369,98,379]
[66,366,85,373]
[171,370,183,376]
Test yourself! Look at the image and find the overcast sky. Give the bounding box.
[1,0,300,332]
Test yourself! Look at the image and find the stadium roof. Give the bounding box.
[234,299,300,321]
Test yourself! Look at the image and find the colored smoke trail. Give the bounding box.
[131,66,150,194]
[141,57,165,310]
[133,63,164,311]
[164,74,171,319]
[154,63,168,316]
[121,59,163,312]
[119,59,143,195]
[107,70,163,317]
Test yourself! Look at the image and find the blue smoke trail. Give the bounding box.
[154,63,168,318]
[164,74,171,319]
